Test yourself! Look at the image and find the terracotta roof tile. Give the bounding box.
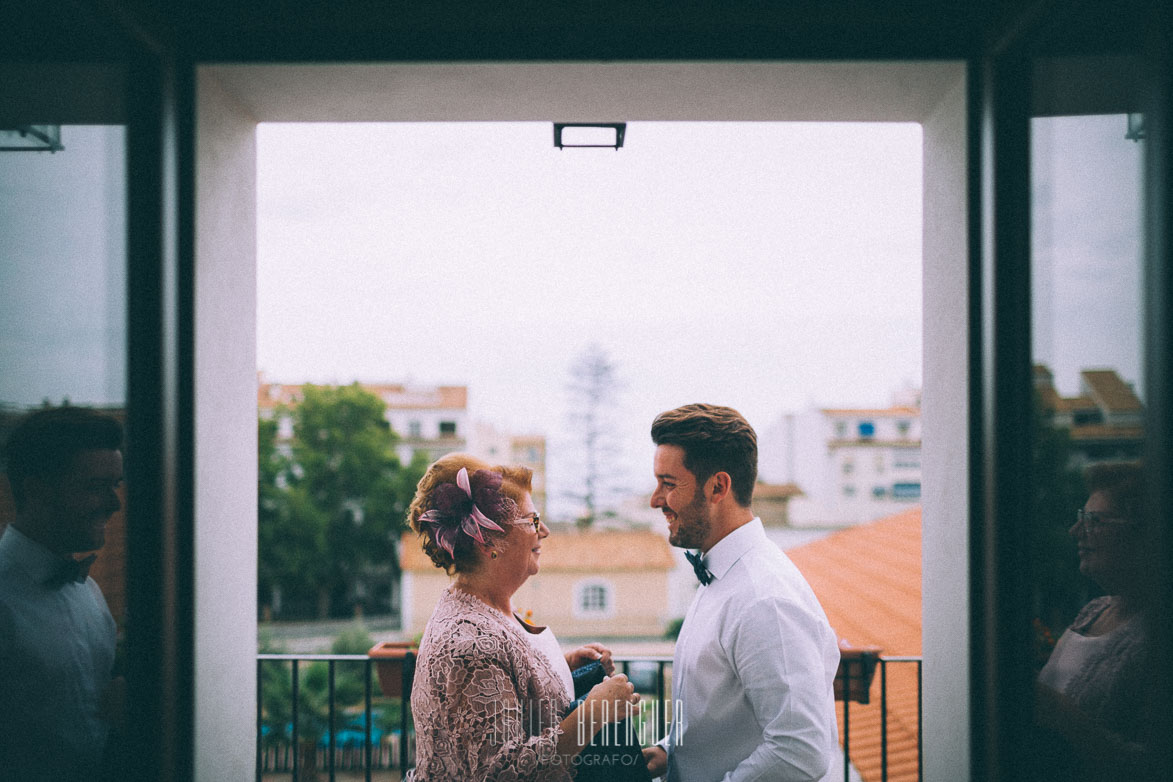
[257,381,468,411]
[367,384,468,410]
[787,507,922,782]
[402,527,675,572]
[754,482,803,499]
[1053,395,1098,413]
[1080,369,1143,413]
[1069,425,1145,441]
[1036,385,1064,410]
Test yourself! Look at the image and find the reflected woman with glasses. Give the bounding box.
[405,453,649,781]
[1035,460,1158,780]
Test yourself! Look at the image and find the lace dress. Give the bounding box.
[407,586,575,782]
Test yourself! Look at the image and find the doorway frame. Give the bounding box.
[193,60,973,780]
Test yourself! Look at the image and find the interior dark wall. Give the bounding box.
[1,0,1006,61]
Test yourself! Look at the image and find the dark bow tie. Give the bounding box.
[48,554,97,586]
[685,550,713,586]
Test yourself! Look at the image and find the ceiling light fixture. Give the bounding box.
[553,123,626,150]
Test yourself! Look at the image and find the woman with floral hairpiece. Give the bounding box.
[405,453,648,782]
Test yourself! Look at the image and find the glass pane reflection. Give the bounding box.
[0,125,129,779]
[1029,113,1154,779]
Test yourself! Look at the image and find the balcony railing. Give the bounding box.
[256,652,922,782]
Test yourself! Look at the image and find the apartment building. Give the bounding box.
[1034,365,1145,467]
[767,397,922,527]
[257,375,469,465]
[468,421,548,519]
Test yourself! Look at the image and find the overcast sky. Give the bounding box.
[1031,113,1143,398]
[0,117,1143,519]
[256,121,925,514]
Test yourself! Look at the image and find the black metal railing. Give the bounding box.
[256,653,414,782]
[838,653,923,782]
[256,652,921,782]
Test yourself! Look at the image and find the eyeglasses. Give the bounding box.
[513,513,542,534]
[1075,509,1134,533]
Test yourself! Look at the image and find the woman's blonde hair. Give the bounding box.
[407,452,533,573]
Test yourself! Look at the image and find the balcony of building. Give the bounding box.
[255,650,922,782]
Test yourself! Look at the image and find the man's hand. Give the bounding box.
[643,746,668,777]
[565,642,614,674]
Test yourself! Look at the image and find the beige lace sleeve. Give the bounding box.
[409,589,574,782]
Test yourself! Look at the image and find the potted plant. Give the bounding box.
[834,642,882,705]
[368,640,418,698]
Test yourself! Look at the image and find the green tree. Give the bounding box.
[258,414,330,618]
[258,383,426,619]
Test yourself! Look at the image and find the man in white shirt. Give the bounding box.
[0,406,123,782]
[642,403,841,782]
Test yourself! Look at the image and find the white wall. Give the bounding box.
[194,71,258,782]
[921,70,970,782]
[385,408,466,440]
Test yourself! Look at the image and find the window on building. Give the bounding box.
[893,448,920,469]
[858,421,875,439]
[896,419,911,437]
[873,486,887,498]
[834,421,847,438]
[574,580,614,618]
[842,460,854,475]
[438,420,457,437]
[892,482,921,500]
[875,452,885,471]
[408,420,422,438]
[843,485,856,497]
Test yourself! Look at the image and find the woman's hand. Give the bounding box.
[581,673,641,727]
[565,642,614,675]
[557,673,643,762]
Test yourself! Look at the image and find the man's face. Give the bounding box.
[651,444,712,550]
[27,449,123,554]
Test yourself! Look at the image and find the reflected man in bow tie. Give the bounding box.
[0,406,123,782]
[643,404,841,782]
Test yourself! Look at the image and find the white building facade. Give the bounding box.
[258,376,470,466]
[765,399,922,527]
[468,421,548,518]
[367,383,469,465]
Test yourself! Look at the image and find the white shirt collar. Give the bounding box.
[702,517,765,582]
[0,524,69,584]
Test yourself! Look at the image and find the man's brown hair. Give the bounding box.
[651,403,757,507]
[3,406,123,512]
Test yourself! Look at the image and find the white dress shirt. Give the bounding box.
[0,525,117,782]
[659,519,841,782]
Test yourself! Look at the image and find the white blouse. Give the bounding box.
[518,617,575,702]
[1038,622,1129,695]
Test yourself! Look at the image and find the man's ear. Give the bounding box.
[709,471,733,504]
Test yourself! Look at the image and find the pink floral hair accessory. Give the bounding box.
[418,467,507,557]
